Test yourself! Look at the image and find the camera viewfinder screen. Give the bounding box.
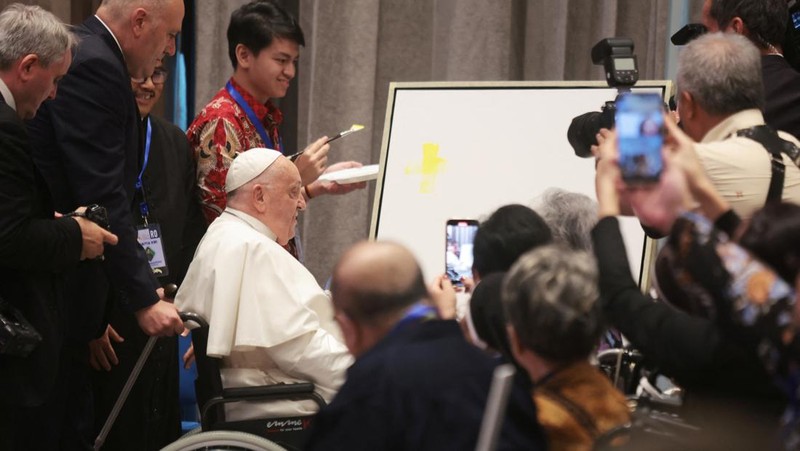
[446,221,478,284]
[615,57,635,71]
[616,93,664,182]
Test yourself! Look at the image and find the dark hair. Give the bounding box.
[472,204,552,277]
[709,0,788,49]
[740,202,800,285]
[469,272,513,358]
[227,0,305,69]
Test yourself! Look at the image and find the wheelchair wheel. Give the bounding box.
[161,430,287,451]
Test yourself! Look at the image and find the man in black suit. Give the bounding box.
[90,61,207,451]
[26,0,186,447]
[0,4,119,449]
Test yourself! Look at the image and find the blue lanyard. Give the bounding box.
[225,81,280,151]
[136,117,152,191]
[389,303,438,336]
[136,117,152,218]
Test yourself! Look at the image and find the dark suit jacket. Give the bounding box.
[27,16,160,342]
[306,320,546,451]
[92,115,207,451]
[0,99,82,407]
[138,115,207,288]
[763,54,800,141]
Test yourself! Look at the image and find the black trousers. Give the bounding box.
[91,306,181,451]
[0,344,94,450]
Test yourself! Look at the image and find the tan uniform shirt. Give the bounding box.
[695,109,800,220]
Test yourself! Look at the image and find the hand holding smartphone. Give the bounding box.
[445,219,479,287]
[615,93,665,184]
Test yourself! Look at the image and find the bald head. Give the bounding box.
[99,0,166,21]
[331,241,427,326]
[96,0,183,80]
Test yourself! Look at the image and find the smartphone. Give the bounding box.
[615,93,665,183]
[445,219,479,286]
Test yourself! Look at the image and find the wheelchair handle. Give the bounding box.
[162,282,207,329]
[179,311,208,329]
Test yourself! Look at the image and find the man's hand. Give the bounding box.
[73,213,118,260]
[294,136,330,185]
[135,299,185,336]
[428,274,457,320]
[461,276,476,294]
[594,129,623,218]
[305,161,368,198]
[89,325,124,371]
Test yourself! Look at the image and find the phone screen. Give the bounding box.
[446,219,479,286]
[615,93,665,183]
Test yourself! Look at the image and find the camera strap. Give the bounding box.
[735,125,800,204]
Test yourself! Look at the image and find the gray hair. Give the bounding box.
[0,4,75,71]
[532,188,597,252]
[676,32,764,116]
[502,244,602,362]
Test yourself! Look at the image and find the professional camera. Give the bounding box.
[83,204,110,229]
[670,23,707,46]
[67,203,110,230]
[0,298,42,357]
[567,38,639,158]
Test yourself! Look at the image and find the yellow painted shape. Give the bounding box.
[404,142,447,194]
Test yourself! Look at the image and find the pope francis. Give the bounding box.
[175,148,352,420]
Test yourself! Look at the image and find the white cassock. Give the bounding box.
[175,208,353,420]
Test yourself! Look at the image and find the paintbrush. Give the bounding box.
[288,124,365,162]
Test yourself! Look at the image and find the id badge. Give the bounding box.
[137,223,169,277]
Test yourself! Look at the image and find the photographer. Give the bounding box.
[0,4,118,449]
[675,32,800,220]
[593,115,788,448]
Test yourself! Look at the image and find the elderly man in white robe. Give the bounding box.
[175,148,352,420]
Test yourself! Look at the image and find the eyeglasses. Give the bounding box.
[150,69,169,84]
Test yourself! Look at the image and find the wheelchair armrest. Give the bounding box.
[222,382,316,399]
[201,382,327,429]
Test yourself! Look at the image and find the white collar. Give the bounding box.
[223,207,278,242]
[0,77,17,112]
[94,15,124,59]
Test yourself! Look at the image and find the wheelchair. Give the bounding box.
[163,313,326,451]
[593,347,701,450]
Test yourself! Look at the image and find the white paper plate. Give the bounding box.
[318,164,379,184]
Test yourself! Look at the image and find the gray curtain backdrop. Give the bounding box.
[9,0,704,284]
[193,0,710,284]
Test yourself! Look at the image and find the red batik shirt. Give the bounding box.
[187,78,284,223]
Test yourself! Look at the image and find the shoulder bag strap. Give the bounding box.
[736,125,793,203]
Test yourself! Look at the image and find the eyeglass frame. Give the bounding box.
[132,68,169,85]
[150,68,169,84]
